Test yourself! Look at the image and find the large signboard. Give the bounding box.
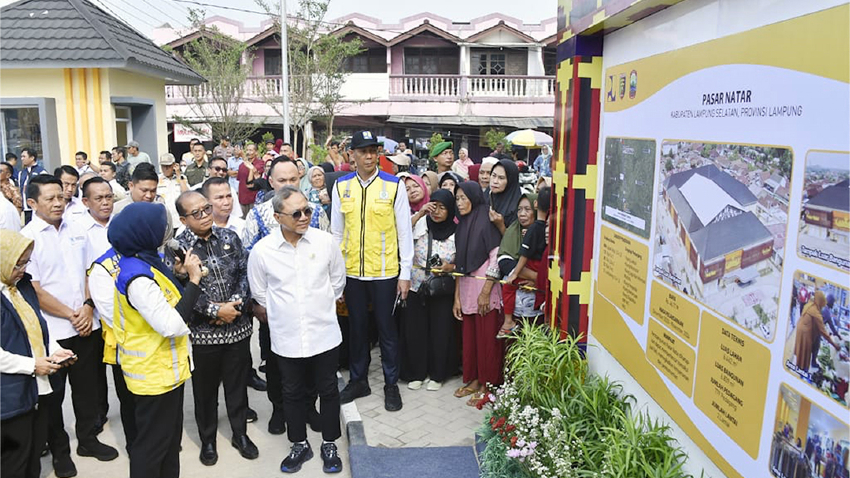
[589,4,849,478]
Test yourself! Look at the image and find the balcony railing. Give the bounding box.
[165,74,556,103]
[389,75,556,100]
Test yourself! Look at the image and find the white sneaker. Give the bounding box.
[407,380,423,390]
[426,381,442,391]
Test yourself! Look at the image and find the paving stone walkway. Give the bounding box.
[341,348,484,448]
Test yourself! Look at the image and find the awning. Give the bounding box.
[387,115,554,129]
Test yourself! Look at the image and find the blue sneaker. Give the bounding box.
[321,442,343,473]
[280,441,313,473]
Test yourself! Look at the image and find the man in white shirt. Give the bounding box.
[248,186,345,474]
[99,161,127,202]
[20,175,118,478]
[157,153,189,227]
[75,151,95,176]
[0,194,21,231]
[55,165,87,224]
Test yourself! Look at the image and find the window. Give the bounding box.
[114,106,132,148]
[264,49,282,76]
[476,52,506,75]
[543,48,557,76]
[0,106,42,161]
[403,48,459,75]
[344,48,387,73]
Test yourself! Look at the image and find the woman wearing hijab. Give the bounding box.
[438,172,462,196]
[794,291,839,372]
[107,202,204,478]
[295,158,312,194]
[488,159,522,234]
[1,230,76,478]
[533,145,552,178]
[451,182,504,406]
[451,148,474,180]
[421,170,439,195]
[479,157,498,192]
[400,189,458,392]
[404,174,431,227]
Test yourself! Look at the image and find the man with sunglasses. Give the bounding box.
[247,186,346,474]
[166,191,258,466]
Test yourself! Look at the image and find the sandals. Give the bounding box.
[466,392,485,407]
[453,385,477,398]
[496,325,518,339]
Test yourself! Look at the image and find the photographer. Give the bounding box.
[399,189,457,392]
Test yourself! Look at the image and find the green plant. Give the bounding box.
[308,143,328,164]
[484,128,512,151]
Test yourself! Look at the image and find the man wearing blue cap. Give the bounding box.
[331,130,413,412]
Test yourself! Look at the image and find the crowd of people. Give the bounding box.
[0,131,553,478]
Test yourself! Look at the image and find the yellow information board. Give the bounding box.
[649,280,700,347]
[597,225,648,323]
[646,319,696,397]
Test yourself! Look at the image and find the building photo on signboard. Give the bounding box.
[798,150,850,272]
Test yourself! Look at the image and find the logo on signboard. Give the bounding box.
[607,75,616,102]
[629,70,637,99]
[618,74,626,100]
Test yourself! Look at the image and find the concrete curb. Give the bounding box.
[338,372,367,446]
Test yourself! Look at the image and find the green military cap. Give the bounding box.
[429,141,453,158]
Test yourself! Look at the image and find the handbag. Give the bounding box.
[421,231,455,297]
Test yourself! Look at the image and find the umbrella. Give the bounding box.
[504,129,553,147]
[377,136,399,154]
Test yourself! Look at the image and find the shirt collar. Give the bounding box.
[272,225,311,248]
[179,226,219,247]
[30,213,65,233]
[357,169,380,187]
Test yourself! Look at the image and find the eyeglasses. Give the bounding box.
[182,203,213,220]
[276,206,313,220]
[212,167,228,173]
[13,260,30,271]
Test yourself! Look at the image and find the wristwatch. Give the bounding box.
[83,298,95,309]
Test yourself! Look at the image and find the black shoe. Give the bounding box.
[258,361,266,374]
[320,442,343,473]
[93,414,108,435]
[280,441,313,473]
[248,371,267,391]
[307,407,321,432]
[231,435,259,460]
[77,439,119,461]
[268,407,286,435]
[339,380,370,404]
[52,454,78,478]
[246,407,258,423]
[384,384,402,412]
[199,442,218,466]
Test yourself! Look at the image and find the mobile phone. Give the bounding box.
[53,354,77,366]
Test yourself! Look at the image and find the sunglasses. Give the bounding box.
[212,166,228,173]
[276,206,313,220]
[182,203,213,220]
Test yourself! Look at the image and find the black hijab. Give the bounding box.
[489,159,522,228]
[454,182,502,274]
[427,189,457,241]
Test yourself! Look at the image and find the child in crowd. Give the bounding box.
[498,187,550,338]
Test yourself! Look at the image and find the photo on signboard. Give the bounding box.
[769,383,849,478]
[783,271,849,408]
[600,137,656,239]
[797,150,850,272]
[651,141,792,342]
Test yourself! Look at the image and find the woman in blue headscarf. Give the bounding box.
[107,202,203,478]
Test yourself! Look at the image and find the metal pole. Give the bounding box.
[280,0,290,143]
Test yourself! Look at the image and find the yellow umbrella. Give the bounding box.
[504,129,553,147]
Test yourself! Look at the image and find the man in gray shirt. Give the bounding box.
[125,141,152,175]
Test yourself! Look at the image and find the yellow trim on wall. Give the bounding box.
[91,68,104,164]
[63,69,77,161]
[77,69,91,158]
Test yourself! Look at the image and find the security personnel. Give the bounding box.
[330,130,414,412]
[107,202,202,478]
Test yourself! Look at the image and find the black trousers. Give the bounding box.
[192,338,250,444]
[259,322,284,410]
[47,333,104,458]
[130,385,184,478]
[345,277,399,385]
[275,347,341,443]
[97,360,109,419]
[400,291,457,383]
[1,395,49,478]
[110,363,138,451]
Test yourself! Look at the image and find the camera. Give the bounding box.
[427,254,442,268]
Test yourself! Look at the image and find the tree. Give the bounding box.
[484,128,512,150]
[255,0,363,156]
[172,9,258,144]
